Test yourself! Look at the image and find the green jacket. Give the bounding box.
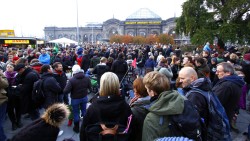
[0,72,8,105]
[142,90,185,141]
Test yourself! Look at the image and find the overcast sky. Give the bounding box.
[0,0,186,38]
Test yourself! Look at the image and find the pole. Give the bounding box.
[92,25,93,44]
[76,0,79,45]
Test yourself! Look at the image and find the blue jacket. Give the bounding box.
[144,58,156,70]
[39,53,51,65]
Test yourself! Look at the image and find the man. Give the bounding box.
[80,50,90,73]
[212,62,244,130]
[38,49,51,65]
[182,56,193,67]
[92,57,110,86]
[40,65,62,109]
[0,69,8,141]
[194,57,210,78]
[178,67,209,126]
[15,63,40,120]
[53,62,68,104]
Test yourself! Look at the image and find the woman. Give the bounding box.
[80,72,133,141]
[63,65,91,133]
[10,103,69,141]
[129,78,150,141]
[4,63,22,130]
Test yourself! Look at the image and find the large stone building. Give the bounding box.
[44,8,180,44]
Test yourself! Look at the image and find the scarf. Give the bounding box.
[4,71,17,86]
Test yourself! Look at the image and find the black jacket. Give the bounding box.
[183,78,210,126]
[16,68,39,114]
[92,64,110,85]
[41,72,61,109]
[212,75,244,122]
[63,72,91,99]
[53,71,67,94]
[111,59,128,81]
[80,95,133,141]
[81,55,90,73]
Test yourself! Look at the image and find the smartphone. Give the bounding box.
[129,90,134,98]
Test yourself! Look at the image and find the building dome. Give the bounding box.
[126,8,162,20]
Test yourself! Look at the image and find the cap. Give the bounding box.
[14,64,25,71]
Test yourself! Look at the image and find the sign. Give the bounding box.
[4,40,30,44]
[125,21,161,25]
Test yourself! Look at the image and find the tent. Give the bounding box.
[49,37,78,45]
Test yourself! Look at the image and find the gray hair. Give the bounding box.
[217,62,235,75]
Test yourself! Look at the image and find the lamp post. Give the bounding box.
[76,0,79,45]
[91,25,93,44]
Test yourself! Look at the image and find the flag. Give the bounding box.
[131,58,136,68]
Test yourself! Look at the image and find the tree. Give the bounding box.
[145,34,159,44]
[176,0,250,45]
[121,35,133,44]
[132,36,146,44]
[158,34,175,45]
[110,35,122,44]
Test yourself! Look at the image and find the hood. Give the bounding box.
[149,90,185,116]
[73,72,85,79]
[41,103,69,127]
[30,62,43,67]
[41,72,53,79]
[131,96,151,107]
[222,75,245,87]
[189,78,212,91]
[94,95,128,119]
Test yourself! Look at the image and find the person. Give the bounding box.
[0,69,8,141]
[40,65,62,109]
[129,77,150,141]
[80,72,133,141]
[178,67,210,139]
[10,103,69,141]
[14,63,40,120]
[212,62,245,131]
[53,62,68,104]
[144,55,156,71]
[38,49,51,65]
[4,63,22,131]
[111,52,128,81]
[64,65,91,133]
[92,57,110,86]
[80,50,90,73]
[194,57,210,78]
[142,71,186,141]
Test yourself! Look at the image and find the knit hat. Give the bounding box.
[14,63,25,71]
[243,53,250,62]
[72,64,84,75]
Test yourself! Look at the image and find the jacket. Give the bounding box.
[16,68,39,114]
[130,96,150,141]
[53,70,67,94]
[63,72,91,99]
[212,75,245,122]
[80,95,133,141]
[111,59,128,81]
[144,58,156,70]
[183,78,210,125]
[41,72,62,109]
[81,55,90,73]
[92,64,110,85]
[0,72,8,105]
[142,90,185,141]
[38,53,50,65]
[11,103,69,141]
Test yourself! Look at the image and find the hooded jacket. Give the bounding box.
[80,95,132,141]
[142,90,185,141]
[38,53,50,65]
[212,75,245,122]
[183,78,211,125]
[11,103,69,141]
[63,72,91,99]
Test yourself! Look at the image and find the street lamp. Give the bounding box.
[76,0,79,45]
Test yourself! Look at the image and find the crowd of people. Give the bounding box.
[0,42,250,141]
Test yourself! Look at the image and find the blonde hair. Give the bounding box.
[143,71,170,95]
[100,72,120,96]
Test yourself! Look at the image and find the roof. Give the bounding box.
[126,8,162,20]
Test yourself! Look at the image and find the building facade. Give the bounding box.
[44,8,180,44]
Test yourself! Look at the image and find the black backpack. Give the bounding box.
[85,106,132,141]
[168,99,202,141]
[186,87,231,141]
[32,79,46,108]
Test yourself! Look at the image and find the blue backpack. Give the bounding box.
[186,87,231,141]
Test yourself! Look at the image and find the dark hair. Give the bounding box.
[41,64,51,73]
[195,57,205,65]
[53,62,62,69]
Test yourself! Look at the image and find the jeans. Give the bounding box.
[71,96,88,123]
[0,102,7,141]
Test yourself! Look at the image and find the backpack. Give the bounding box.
[186,87,231,141]
[32,79,46,108]
[85,106,132,141]
[168,99,202,141]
